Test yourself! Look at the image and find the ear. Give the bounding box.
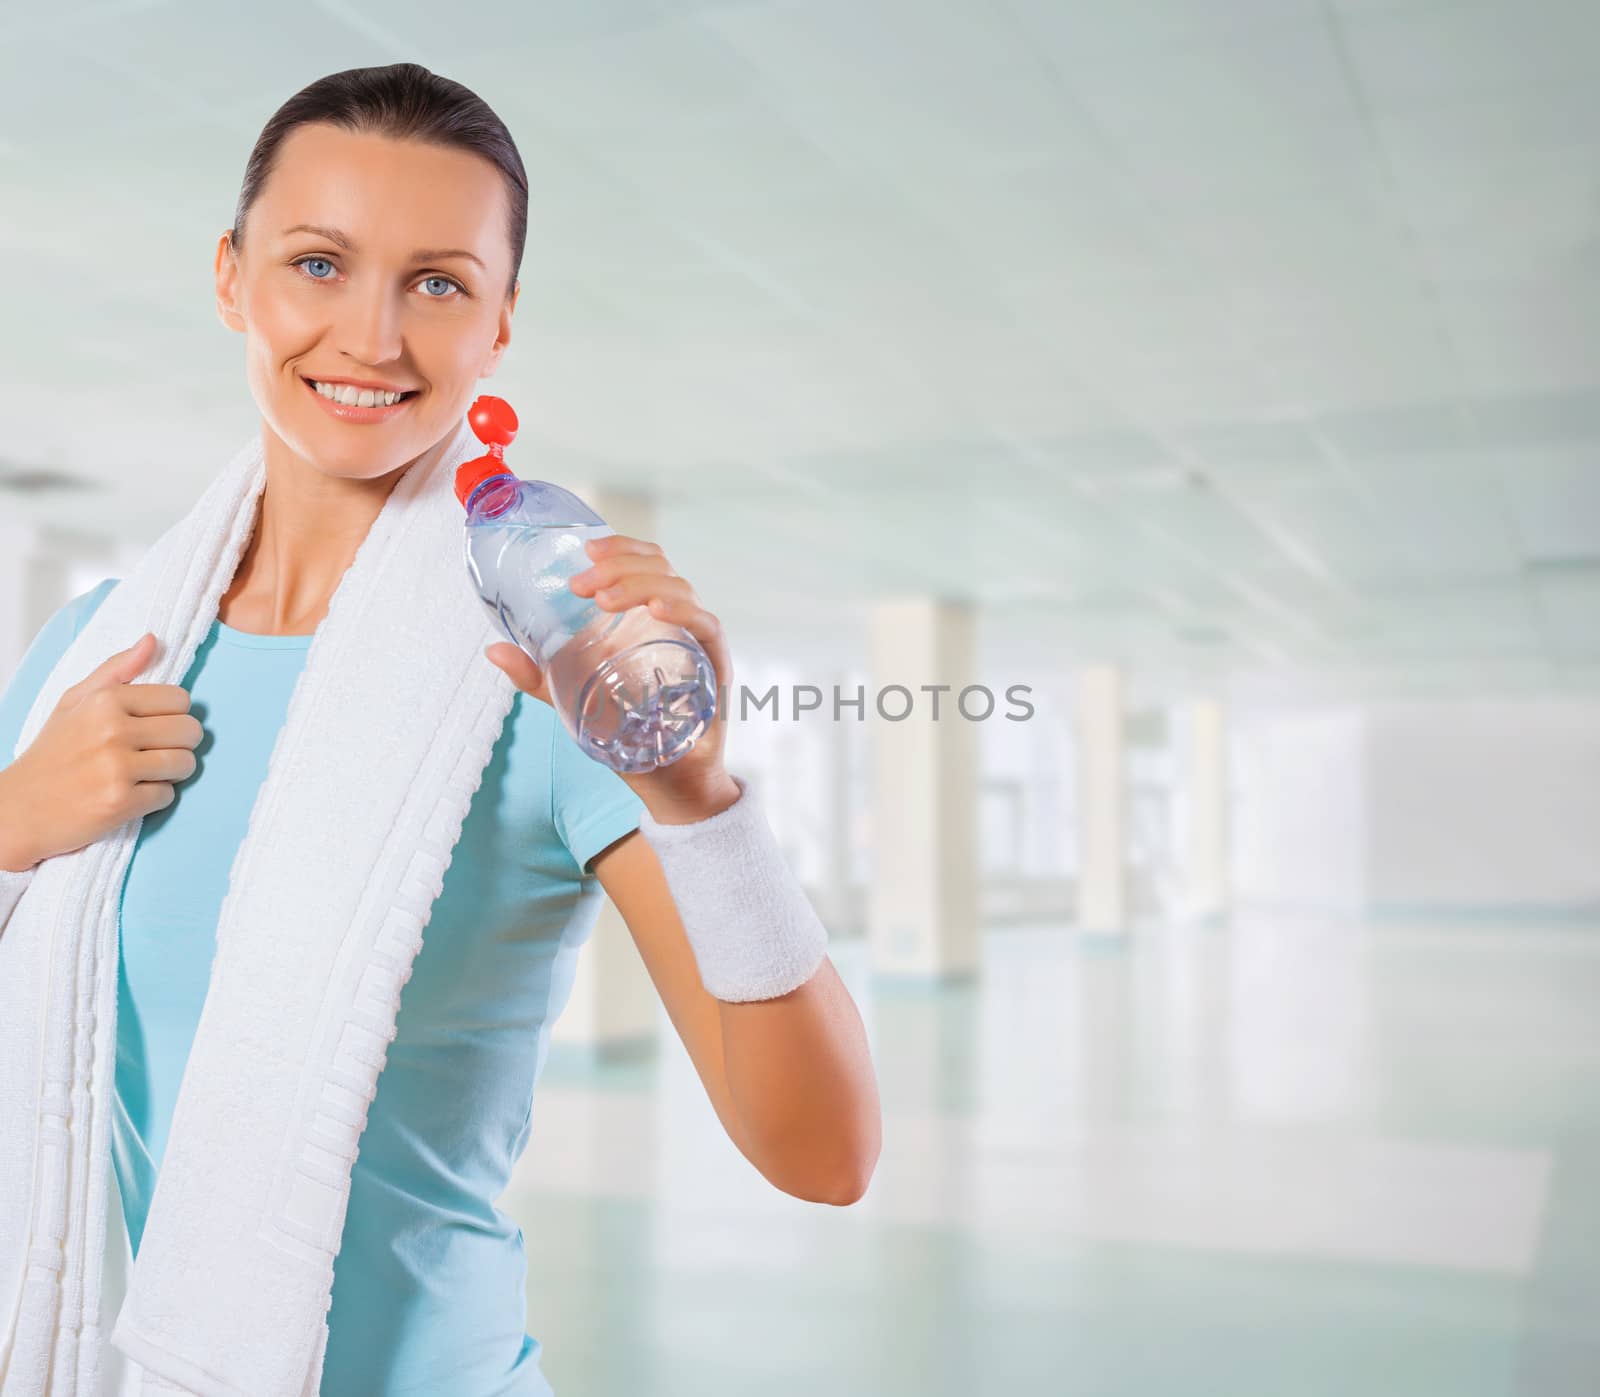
[479,279,518,378]
[214,230,245,334]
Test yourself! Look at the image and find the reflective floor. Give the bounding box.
[502,914,1600,1396]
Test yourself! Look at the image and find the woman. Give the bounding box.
[0,63,879,1395]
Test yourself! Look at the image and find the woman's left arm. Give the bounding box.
[590,828,881,1206]
[484,532,882,1205]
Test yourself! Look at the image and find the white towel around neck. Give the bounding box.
[0,412,518,1396]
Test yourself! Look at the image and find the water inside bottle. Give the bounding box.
[466,516,718,772]
[467,519,618,665]
[565,628,717,772]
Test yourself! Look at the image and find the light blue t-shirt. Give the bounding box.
[0,579,645,1396]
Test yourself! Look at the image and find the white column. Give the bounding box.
[549,483,661,1056]
[867,598,980,979]
[1076,663,1127,936]
[1181,698,1229,924]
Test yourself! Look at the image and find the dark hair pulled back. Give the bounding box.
[231,63,527,299]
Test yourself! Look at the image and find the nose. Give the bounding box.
[334,274,404,370]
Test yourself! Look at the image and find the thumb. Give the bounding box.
[484,642,548,702]
[74,632,158,696]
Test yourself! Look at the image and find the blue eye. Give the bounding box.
[420,275,463,298]
[294,256,336,280]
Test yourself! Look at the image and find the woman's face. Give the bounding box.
[214,122,518,480]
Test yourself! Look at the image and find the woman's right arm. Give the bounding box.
[1,583,113,926]
[1,635,202,869]
[0,619,204,930]
[0,588,95,918]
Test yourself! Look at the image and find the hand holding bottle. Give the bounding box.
[484,529,738,821]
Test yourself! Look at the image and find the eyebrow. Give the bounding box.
[281,223,486,270]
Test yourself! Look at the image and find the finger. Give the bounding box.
[485,640,539,680]
[569,551,677,597]
[68,633,157,698]
[591,573,698,613]
[582,534,664,564]
[120,683,194,717]
[484,642,549,701]
[645,595,733,696]
[130,746,198,785]
[128,712,206,752]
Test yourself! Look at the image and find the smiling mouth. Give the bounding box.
[301,376,421,408]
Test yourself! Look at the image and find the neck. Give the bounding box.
[221,423,455,635]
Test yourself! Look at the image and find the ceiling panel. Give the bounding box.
[1528,570,1600,661]
[1338,458,1524,583]
[51,1,389,114]
[1002,0,1324,60]
[1335,0,1600,109]
[1498,454,1600,566]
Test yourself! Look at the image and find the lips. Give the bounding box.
[300,374,419,422]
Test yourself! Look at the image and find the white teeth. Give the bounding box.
[310,380,406,407]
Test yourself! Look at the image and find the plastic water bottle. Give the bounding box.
[456,395,718,774]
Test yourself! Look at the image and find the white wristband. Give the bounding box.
[636,771,829,1003]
